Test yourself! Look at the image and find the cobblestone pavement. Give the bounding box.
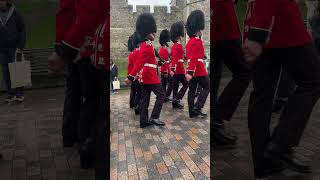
[213,84,320,180]
[110,90,210,180]
[0,88,95,180]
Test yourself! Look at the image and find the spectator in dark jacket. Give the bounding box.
[0,0,26,102]
[110,60,118,94]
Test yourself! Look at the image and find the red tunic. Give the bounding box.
[170,42,185,75]
[159,46,170,75]
[127,49,139,76]
[60,0,108,50]
[212,0,241,41]
[244,0,312,48]
[91,18,109,70]
[186,37,207,77]
[129,41,160,84]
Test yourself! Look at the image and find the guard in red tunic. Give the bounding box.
[185,10,209,118]
[128,33,138,108]
[170,21,188,109]
[159,29,173,102]
[126,13,166,128]
[243,0,320,178]
[211,0,252,146]
[48,0,109,179]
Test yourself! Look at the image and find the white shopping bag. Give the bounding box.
[8,50,32,88]
[112,80,120,90]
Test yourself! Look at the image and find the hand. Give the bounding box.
[170,71,174,76]
[48,52,65,74]
[186,74,193,81]
[243,39,263,64]
[125,78,131,85]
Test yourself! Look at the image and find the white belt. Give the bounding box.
[166,61,170,63]
[144,63,157,68]
[187,59,190,63]
[198,59,204,62]
[178,59,184,63]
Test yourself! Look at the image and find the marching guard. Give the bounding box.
[126,13,166,128]
[212,0,252,146]
[243,0,320,178]
[185,10,210,118]
[159,29,173,102]
[170,21,188,109]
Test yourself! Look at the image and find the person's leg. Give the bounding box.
[150,84,166,126]
[134,81,141,114]
[172,74,179,100]
[194,75,210,113]
[187,77,198,117]
[248,49,281,177]
[272,68,296,113]
[140,84,152,128]
[271,44,320,153]
[214,40,252,122]
[166,76,173,99]
[129,80,137,108]
[94,69,109,179]
[176,74,188,101]
[0,52,14,101]
[62,62,82,147]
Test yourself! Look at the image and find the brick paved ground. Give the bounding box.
[213,82,320,180]
[0,88,95,180]
[110,89,210,180]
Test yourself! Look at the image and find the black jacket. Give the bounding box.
[0,4,26,52]
[111,64,118,80]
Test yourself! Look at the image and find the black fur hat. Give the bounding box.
[159,29,170,46]
[128,34,134,52]
[136,13,157,40]
[132,31,141,48]
[170,21,184,42]
[186,10,205,37]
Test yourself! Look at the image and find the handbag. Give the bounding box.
[8,50,32,88]
[112,78,120,90]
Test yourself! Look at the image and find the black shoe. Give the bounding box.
[189,109,199,118]
[172,100,184,109]
[79,138,94,169]
[265,143,312,174]
[194,109,207,117]
[212,122,238,145]
[140,122,153,128]
[150,118,165,126]
[164,97,171,102]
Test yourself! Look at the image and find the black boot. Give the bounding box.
[194,108,207,117]
[150,118,166,126]
[140,121,153,128]
[265,142,312,174]
[164,97,172,102]
[212,122,238,146]
[172,99,184,109]
[79,138,95,169]
[189,109,199,118]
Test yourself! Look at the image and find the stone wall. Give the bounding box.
[110,0,210,61]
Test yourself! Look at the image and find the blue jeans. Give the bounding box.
[0,50,24,96]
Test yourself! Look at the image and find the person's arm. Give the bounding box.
[15,11,26,50]
[128,44,148,81]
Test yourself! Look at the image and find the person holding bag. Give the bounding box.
[110,60,118,94]
[0,0,26,102]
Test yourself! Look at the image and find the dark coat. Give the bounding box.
[111,63,118,81]
[0,3,26,52]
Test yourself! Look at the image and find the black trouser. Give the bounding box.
[161,74,173,98]
[130,80,138,108]
[134,81,141,108]
[0,50,24,96]
[172,74,188,101]
[90,68,109,180]
[211,40,251,122]
[248,43,320,175]
[274,67,296,101]
[140,84,165,124]
[188,75,210,112]
[62,57,92,144]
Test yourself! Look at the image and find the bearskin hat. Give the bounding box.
[186,10,205,37]
[170,21,184,42]
[136,13,157,40]
[159,29,170,46]
[132,31,142,48]
[128,34,134,52]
